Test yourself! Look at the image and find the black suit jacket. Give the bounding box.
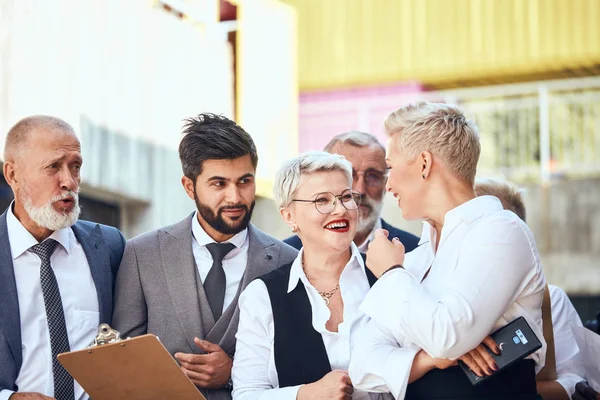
[283,218,420,252]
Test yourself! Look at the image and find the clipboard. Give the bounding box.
[58,328,206,400]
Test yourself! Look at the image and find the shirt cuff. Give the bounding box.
[0,389,15,400]
[556,373,585,398]
[233,385,302,400]
[383,347,419,400]
[260,385,302,400]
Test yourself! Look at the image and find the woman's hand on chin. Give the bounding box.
[365,229,405,278]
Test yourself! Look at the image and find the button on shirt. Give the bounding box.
[191,212,248,313]
[349,196,547,400]
[232,243,388,400]
[0,205,98,400]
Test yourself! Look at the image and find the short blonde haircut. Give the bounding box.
[475,178,526,222]
[273,151,353,208]
[384,102,481,184]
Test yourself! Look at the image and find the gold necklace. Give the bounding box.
[303,267,340,306]
[317,284,340,306]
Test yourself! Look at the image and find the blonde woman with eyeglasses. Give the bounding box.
[232,151,391,400]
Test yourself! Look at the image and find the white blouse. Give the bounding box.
[349,196,547,399]
[232,243,390,400]
[549,285,586,397]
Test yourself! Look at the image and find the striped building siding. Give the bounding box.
[284,0,600,90]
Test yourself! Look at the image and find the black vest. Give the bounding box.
[260,259,538,400]
[259,257,377,387]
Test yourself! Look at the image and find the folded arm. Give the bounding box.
[362,219,543,360]
[349,319,421,400]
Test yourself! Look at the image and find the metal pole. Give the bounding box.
[538,86,551,184]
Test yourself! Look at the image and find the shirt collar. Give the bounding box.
[7,201,72,260]
[445,195,503,223]
[191,211,248,249]
[421,195,504,243]
[287,242,365,294]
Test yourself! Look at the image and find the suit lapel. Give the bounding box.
[159,215,205,352]
[0,210,22,371]
[206,224,281,354]
[72,222,112,323]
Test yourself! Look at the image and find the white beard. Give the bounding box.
[22,190,81,231]
[357,194,384,236]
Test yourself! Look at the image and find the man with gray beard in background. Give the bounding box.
[0,116,126,400]
[285,131,419,253]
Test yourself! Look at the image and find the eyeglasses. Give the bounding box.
[292,189,362,214]
[354,170,388,189]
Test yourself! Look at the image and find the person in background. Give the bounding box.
[349,102,546,400]
[112,113,297,400]
[284,131,419,253]
[233,151,391,400]
[475,178,589,400]
[0,116,126,400]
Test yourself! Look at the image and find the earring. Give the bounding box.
[292,225,298,233]
[422,174,426,179]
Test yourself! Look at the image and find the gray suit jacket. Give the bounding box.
[112,214,298,400]
[0,209,126,394]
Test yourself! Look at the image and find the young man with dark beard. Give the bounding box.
[112,113,297,400]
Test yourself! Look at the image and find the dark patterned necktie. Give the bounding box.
[29,239,75,400]
[204,243,236,320]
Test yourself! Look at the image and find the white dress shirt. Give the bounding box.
[191,211,248,312]
[349,196,547,400]
[549,284,586,397]
[357,219,382,253]
[0,205,98,400]
[232,243,389,400]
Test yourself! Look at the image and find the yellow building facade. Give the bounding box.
[284,0,600,90]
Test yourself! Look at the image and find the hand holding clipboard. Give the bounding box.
[57,324,206,400]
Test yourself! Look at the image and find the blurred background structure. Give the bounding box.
[0,0,599,319]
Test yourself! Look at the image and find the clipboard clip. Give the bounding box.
[89,323,122,347]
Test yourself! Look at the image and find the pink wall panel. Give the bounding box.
[298,82,425,152]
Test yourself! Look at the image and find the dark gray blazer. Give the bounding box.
[0,209,126,394]
[112,213,298,400]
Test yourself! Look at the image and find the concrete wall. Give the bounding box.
[524,178,600,294]
[0,0,235,237]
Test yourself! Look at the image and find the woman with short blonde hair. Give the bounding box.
[350,102,546,400]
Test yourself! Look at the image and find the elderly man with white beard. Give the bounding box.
[0,116,126,400]
[285,131,419,253]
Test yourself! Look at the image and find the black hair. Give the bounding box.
[179,113,258,181]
